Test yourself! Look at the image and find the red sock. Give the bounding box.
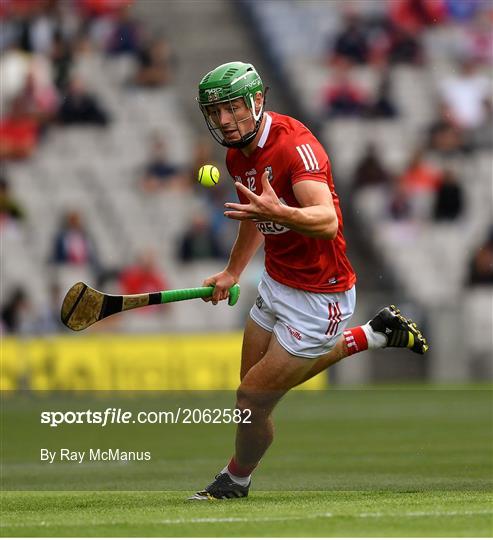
[228,457,256,478]
[343,327,368,356]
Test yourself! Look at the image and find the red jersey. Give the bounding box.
[226,111,356,293]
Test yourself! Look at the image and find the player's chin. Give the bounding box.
[223,131,241,142]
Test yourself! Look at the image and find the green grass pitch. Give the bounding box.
[1,384,492,537]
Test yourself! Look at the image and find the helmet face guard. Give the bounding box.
[197,62,264,148]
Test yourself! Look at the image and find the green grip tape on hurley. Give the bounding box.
[160,284,240,306]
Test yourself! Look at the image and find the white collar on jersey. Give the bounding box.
[257,113,272,149]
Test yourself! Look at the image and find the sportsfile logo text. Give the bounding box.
[40,407,252,427]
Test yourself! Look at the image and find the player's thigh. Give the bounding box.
[240,316,272,380]
[294,337,347,386]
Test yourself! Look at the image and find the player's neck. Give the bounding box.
[240,115,267,158]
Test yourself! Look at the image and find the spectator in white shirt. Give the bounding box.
[439,58,491,129]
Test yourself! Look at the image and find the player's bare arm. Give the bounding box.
[203,221,263,304]
[224,170,338,239]
[225,220,264,280]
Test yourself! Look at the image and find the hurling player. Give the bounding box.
[190,62,428,500]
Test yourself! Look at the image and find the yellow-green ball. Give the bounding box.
[198,164,220,187]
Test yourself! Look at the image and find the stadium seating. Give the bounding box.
[3,0,491,379]
[244,0,493,378]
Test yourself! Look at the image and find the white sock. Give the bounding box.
[361,322,387,349]
[221,465,251,487]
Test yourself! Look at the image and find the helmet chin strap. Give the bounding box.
[249,94,263,123]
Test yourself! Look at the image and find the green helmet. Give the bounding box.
[197,61,265,148]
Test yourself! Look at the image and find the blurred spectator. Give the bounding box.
[58,76,110,126]
[331,13,369,65]
[0,45,31,106]
[398,148,442,194]
[469,99,493,150]
[0,176,26,227]
[427,104,469,156]
[13,2,57,54]
[468,227,493,285]
[352,143,392,190]
[390,0,446,33]
[445,0,482,23]
[389,149,443,221]
[11,68,59,128]
[324,66,369,117]
[51,210,100,273]
[79,0,132,18]
[178,213,227,263]
[389,179,413,221]
[438,58,491,129]
[106,5,142,56]
[366,69,398,118]
[119,249,168,295]
[134,37,173,88]
[387,24,424,65]
[432,170,464,221]
[365,16,424,66]
[0,98,39,160]
[139,134,188,192]
[1,286,33,334]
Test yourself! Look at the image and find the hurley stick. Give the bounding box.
[61,282,240,331]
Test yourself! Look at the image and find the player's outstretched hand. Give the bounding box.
[224,170,284,222]
[202,270,237,305]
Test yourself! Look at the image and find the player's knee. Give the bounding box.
[236,386,280,416]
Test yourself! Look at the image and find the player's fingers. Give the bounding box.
[235,182,258,199]
[202,278,216,302]
[214,291,228,304]
[212,287,227,305]
[224,211,256,220]
[224,202,252,211]
[261,170,272,190]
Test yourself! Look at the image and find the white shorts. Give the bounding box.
[250,271,356,359]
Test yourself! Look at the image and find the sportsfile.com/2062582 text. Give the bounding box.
[40,408,252,427]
